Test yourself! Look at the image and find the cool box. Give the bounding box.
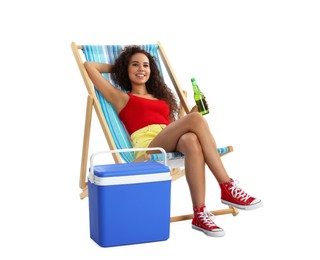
[88,160,171,247]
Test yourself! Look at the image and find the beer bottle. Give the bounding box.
[191,77,209,115]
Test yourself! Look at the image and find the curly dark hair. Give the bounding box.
[111,46,179,120]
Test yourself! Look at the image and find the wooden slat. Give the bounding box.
[170,206,239,222]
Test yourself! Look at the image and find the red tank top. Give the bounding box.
[119,93,170,135]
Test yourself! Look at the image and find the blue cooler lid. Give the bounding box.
[89,161,171,186]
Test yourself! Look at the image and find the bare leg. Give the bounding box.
[149,112,231,206]
[175,132,206,206]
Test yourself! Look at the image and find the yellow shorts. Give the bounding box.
[131,124,167,158]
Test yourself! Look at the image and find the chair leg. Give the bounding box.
[80,186,88,200]
[79,95,94,199]
[170,168,185,181]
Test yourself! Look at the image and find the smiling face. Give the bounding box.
[127,53,151,87]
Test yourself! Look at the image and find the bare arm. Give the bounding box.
[84,62,129,113]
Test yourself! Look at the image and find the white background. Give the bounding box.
[1,0,319,259]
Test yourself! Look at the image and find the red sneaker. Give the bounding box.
[220,179,263,210]
[192,205,225,237]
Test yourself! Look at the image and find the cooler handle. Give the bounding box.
[89,147,168,178]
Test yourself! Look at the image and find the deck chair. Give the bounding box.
[71,41,239,222]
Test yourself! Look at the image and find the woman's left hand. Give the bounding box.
[190,105,198,113]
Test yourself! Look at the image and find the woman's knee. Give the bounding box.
[186,112,208,129]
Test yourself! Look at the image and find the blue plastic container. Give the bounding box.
[88,161,171,247]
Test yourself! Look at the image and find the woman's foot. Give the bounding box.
[192,205,225,237]
[220,179,263,210]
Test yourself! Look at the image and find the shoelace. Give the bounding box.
[229,180,251,202]
[197,210,217,228]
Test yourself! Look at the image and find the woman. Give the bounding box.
[84,46,262,237]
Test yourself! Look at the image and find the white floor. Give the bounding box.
[1,1,319,259]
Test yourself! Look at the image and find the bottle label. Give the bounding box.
[196,99,209,115]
